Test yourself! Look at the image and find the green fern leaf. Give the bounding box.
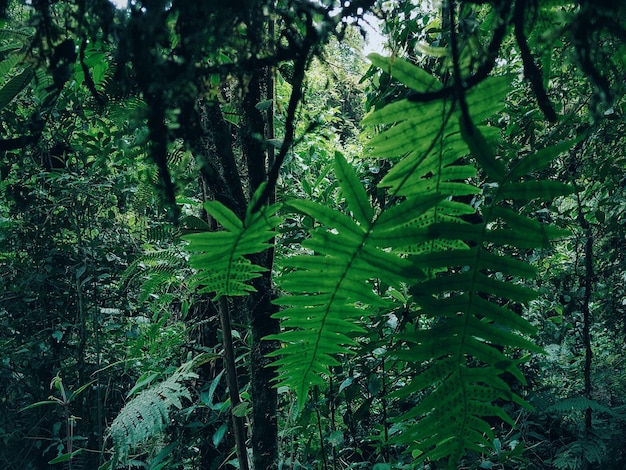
[357,56,575,468]
[367,53,442,94]
[268,153,440,409]
[183,184,281,299]
[508,139,578,179]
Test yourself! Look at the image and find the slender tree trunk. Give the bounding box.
[582,227,594,432]
[240,8,280,467]
[576,191,594,435]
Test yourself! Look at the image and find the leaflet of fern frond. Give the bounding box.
[464,415,496,441]
[413,439,459,467]
[276,329,357,353]
[414,248,478,270]
[279,266,362,291]
[418,131,468,167]
[462,429,492,454]
[363,98,441,126]
[427,221,483,243]
[359,244,423,283]
[507,139,577,180]
[390,358,456,398]
[463,338,524,382]
[465,316,543,353]
[398,419,460,451]
[288,199,365,234]
[469,295,536,334]
[368,114,450,158]
[367,224,432,248]
[412,271,477,296]
[378,149,429,191]
[302,233,419,282]
[485,227,554,249]
[460,117,506,181]
[472,272,538,302]
[464,75,513,121]
[280,313,366,334]
[0,66,33,111]
[202,200,243,230]
[367,53,443,94]
[490,205,569,241]
[334,152,374,226]
[466,401,515,426]
[405,238,469,255]
[184,231,238,251]
[404,333,466,362]
[373,194,443,230]
[439,164,478,181]
[476,249,538,279]
[465,383,510,404]
[244,211,282,234]
[496,180,575,202]
[401,180,480,199]
[272,293,333,307]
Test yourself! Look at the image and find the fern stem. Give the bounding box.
[218,296,250,470]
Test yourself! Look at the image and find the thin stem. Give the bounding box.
[218,296,250,470]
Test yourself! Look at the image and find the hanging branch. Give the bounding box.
[250,15,317,214]
[513,0,558,123]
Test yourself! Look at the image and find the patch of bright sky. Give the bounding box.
[109,0,127,8]
[361,14,386,56]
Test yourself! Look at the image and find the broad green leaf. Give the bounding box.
[367,53,442,93]
[334,152,373,227]
[0,66,32,110]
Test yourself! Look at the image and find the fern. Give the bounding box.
[107,357,206,468]
[183,183,281,299]
[269,53,575,467]
[267,152,443,408]
[120,249,187,304]
[368,55,573,466]
[546,395,626,419]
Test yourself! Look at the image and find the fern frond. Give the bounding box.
[268,153,442,409]
[357,57,576,467]
[547,396,626,418]
[108,361,198,468]
[183,183,281,299]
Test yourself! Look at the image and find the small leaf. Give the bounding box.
[232,401,250,417]
[328,430,344,447]
[48,449,82,465]
[212,423,228,447]
[338,377,354,394]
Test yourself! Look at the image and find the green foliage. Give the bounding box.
[269,53,576,467]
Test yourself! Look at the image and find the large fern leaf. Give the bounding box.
[361,55,574,466]
[183,184,281,299]
[267,152,443,409]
